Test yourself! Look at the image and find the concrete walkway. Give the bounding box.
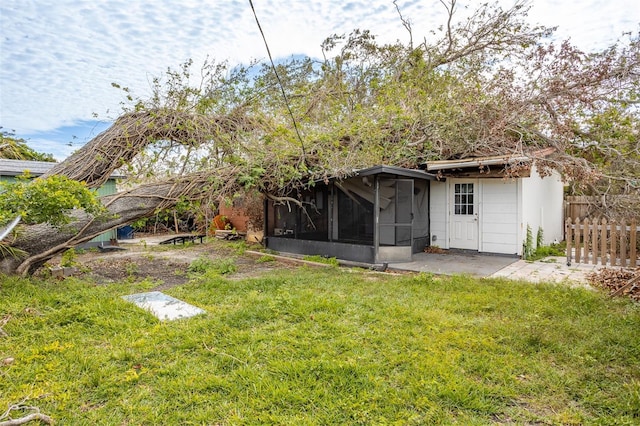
[390,252,601,286]
[490,256,602,286]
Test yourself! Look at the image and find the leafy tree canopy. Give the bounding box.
[0,130,56,162]
[113,1,638,209]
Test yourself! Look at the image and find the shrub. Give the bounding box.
[188,256,237,275]
[0,173,105,227]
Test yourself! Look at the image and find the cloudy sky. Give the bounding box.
[1,0,638,159]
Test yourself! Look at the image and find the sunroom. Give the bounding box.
[264,165,439,264]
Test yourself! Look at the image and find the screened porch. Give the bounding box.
[264,165,438,264]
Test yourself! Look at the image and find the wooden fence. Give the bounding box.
[565,218,638,267]
[564,195,596,221]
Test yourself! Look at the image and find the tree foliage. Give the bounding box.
[0,130,55,162]
[0,174,104,228]
[112,0,638,208]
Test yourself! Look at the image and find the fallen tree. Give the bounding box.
[1,0,637,276]
[1,169,242,276]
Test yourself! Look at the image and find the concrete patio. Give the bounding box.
[390,251,602,286]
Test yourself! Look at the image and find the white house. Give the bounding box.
[262,152,564,263]
[427,152,564,256]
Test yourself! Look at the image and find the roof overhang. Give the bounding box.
[424,148,556,173]
[352,164,439,181]
[0,159,126,179]
[425,154,530,171]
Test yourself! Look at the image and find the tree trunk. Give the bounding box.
[39,110,243,189]
[1,169,240,276]
[0,107,251,276]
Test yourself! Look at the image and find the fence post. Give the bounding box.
[630,219,637,268]
[584,218,591,264]
[591,217,599,265]
[565,218,573,266]
[600,217,607,266]
[610,220,617,267]
[620,219,627,267]
[575,218,582,264]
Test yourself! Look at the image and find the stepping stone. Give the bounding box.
[122,291,206,321]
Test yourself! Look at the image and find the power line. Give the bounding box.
[248,0,307,163]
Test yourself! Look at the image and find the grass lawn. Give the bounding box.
[1,263,639,424]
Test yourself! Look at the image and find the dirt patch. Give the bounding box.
[71,239,299,290]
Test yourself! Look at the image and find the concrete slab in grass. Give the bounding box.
[123,291,206,321]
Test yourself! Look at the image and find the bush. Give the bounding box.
[0,174,104,227]
[188,256,237,275]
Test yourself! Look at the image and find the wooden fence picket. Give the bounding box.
[631,219,637,268]
[565,218,573,266]
[610,220,617,266]
[584,218,591,264]
[591,218,598,265]
[565,217,639,267]
[600,217,607,266]
[620,219,627,268]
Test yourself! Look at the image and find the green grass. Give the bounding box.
[188,255,238,276]
[527,242,567,262]
[302,254,340,266]
[1,268,639,424]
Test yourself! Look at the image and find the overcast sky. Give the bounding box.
[1,0,638,159]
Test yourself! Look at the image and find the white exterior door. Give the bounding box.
[450,180,478,250]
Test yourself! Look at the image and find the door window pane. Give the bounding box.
[454,183,474,215]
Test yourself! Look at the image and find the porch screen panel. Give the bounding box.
[299,188,329,241]
[337,188,374,244]
[379,179,413,247]
[395,180,413,246]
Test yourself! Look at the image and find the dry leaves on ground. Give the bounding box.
[587,267,640,301]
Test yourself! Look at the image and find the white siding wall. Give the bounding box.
[521,165,564,247]
[429,180,448,248]
[480,179,520,254]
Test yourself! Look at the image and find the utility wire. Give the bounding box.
[248,0,307,163]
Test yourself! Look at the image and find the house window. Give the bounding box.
[454,183,474,215]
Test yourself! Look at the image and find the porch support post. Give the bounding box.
[263,197,268,247]
[329,183,334,242]
[374,175,380,263]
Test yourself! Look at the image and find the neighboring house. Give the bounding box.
[264,153,564,263]
[0,159,125,247]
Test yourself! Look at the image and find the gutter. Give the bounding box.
[425,155,530,171]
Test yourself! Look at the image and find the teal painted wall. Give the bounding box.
[90,179,117,244]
